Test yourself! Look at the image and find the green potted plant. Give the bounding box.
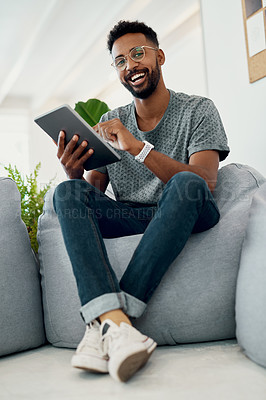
[74,98,110,125]
[3,162,53,254]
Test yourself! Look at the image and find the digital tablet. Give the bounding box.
[34,104,121,171]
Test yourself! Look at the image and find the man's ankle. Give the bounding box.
[99,309,132,327]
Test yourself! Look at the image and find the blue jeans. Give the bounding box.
[53,172,220,323]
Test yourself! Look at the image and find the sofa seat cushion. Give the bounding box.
[0,178,46,357]
[37,164,265,347]
[236,182,266,368]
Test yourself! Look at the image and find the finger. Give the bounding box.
[59,134,79,165]
[65,148,94,172]
[78,148,94,164]
[94,122,117,142]
[96,125,105,140]
[94,122,113,134]
[70,140,89,161]
[93,123,100,132]
[57,131,65,158]
[64,134,79,154]
[101,126,110,140]
[104,127,117,142]
[94,118,120,128]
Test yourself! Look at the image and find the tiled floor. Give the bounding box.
[1,340,266,400]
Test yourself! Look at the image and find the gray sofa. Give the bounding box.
[1,163,266,371]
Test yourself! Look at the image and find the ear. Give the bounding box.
[157,49,165,66]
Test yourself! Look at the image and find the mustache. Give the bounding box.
[125,68,149,83]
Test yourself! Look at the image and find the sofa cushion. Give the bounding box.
[37,163,265,348]
[236,183,266,368]
[0,178,46,357]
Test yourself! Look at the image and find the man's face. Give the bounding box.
[111,33,161,99]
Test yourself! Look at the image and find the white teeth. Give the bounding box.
[130,73,145,82]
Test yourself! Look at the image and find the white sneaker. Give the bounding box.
[101,319,157,382]
[71,320,108,373]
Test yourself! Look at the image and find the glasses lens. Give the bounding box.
[113,47,145,70]
[115,57,126,70]
[131,47,145,61]
[115,57,126,69]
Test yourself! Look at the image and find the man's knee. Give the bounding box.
[53,179,95,210]
[54,179,83,202]
[165,172,208,202]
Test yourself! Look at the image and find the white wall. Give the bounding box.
[201,0,266,176]
[29,112,67,186]
[0,106,30,177]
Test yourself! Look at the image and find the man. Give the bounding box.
[53,20,230,382]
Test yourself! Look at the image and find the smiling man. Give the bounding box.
[53,20,230,382]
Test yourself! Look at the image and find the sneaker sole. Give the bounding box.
[110,340,157,382]
[71,354,108,374]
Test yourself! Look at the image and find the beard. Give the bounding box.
[122,60,161,99]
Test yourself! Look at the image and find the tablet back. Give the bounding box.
[34,105,121,171]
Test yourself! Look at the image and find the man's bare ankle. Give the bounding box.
[99,309,132,326]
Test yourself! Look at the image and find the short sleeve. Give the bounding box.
[187,98,230,161]
[94,166,108,174]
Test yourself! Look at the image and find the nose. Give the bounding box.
[125,55,139,71]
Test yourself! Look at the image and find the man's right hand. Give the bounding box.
[57,131,94,179]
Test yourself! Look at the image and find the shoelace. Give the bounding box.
[82,321,101,350]
[102,325,129,355]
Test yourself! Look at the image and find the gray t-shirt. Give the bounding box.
[97,89,230,204]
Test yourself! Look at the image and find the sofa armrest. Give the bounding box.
[0,177,46,357]
[236,183,266,368]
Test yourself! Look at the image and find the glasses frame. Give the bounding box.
[111,45,158,71]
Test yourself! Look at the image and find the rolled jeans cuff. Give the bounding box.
[80,293,126,324]
[80,292,147,323]
[122,291,147,318]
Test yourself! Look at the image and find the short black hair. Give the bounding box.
[107,20,159,53]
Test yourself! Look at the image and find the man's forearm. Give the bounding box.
[140,149,217,192]
[143,149,203,182]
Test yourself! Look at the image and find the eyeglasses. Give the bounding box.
[111,45,158,71]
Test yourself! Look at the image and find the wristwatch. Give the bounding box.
[135,140,154,163]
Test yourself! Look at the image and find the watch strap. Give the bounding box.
[135,140,154,163]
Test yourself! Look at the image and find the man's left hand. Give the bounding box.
[93,118,143,156]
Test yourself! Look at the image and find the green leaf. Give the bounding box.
[3,163,54,253]
[74,98,110,126]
